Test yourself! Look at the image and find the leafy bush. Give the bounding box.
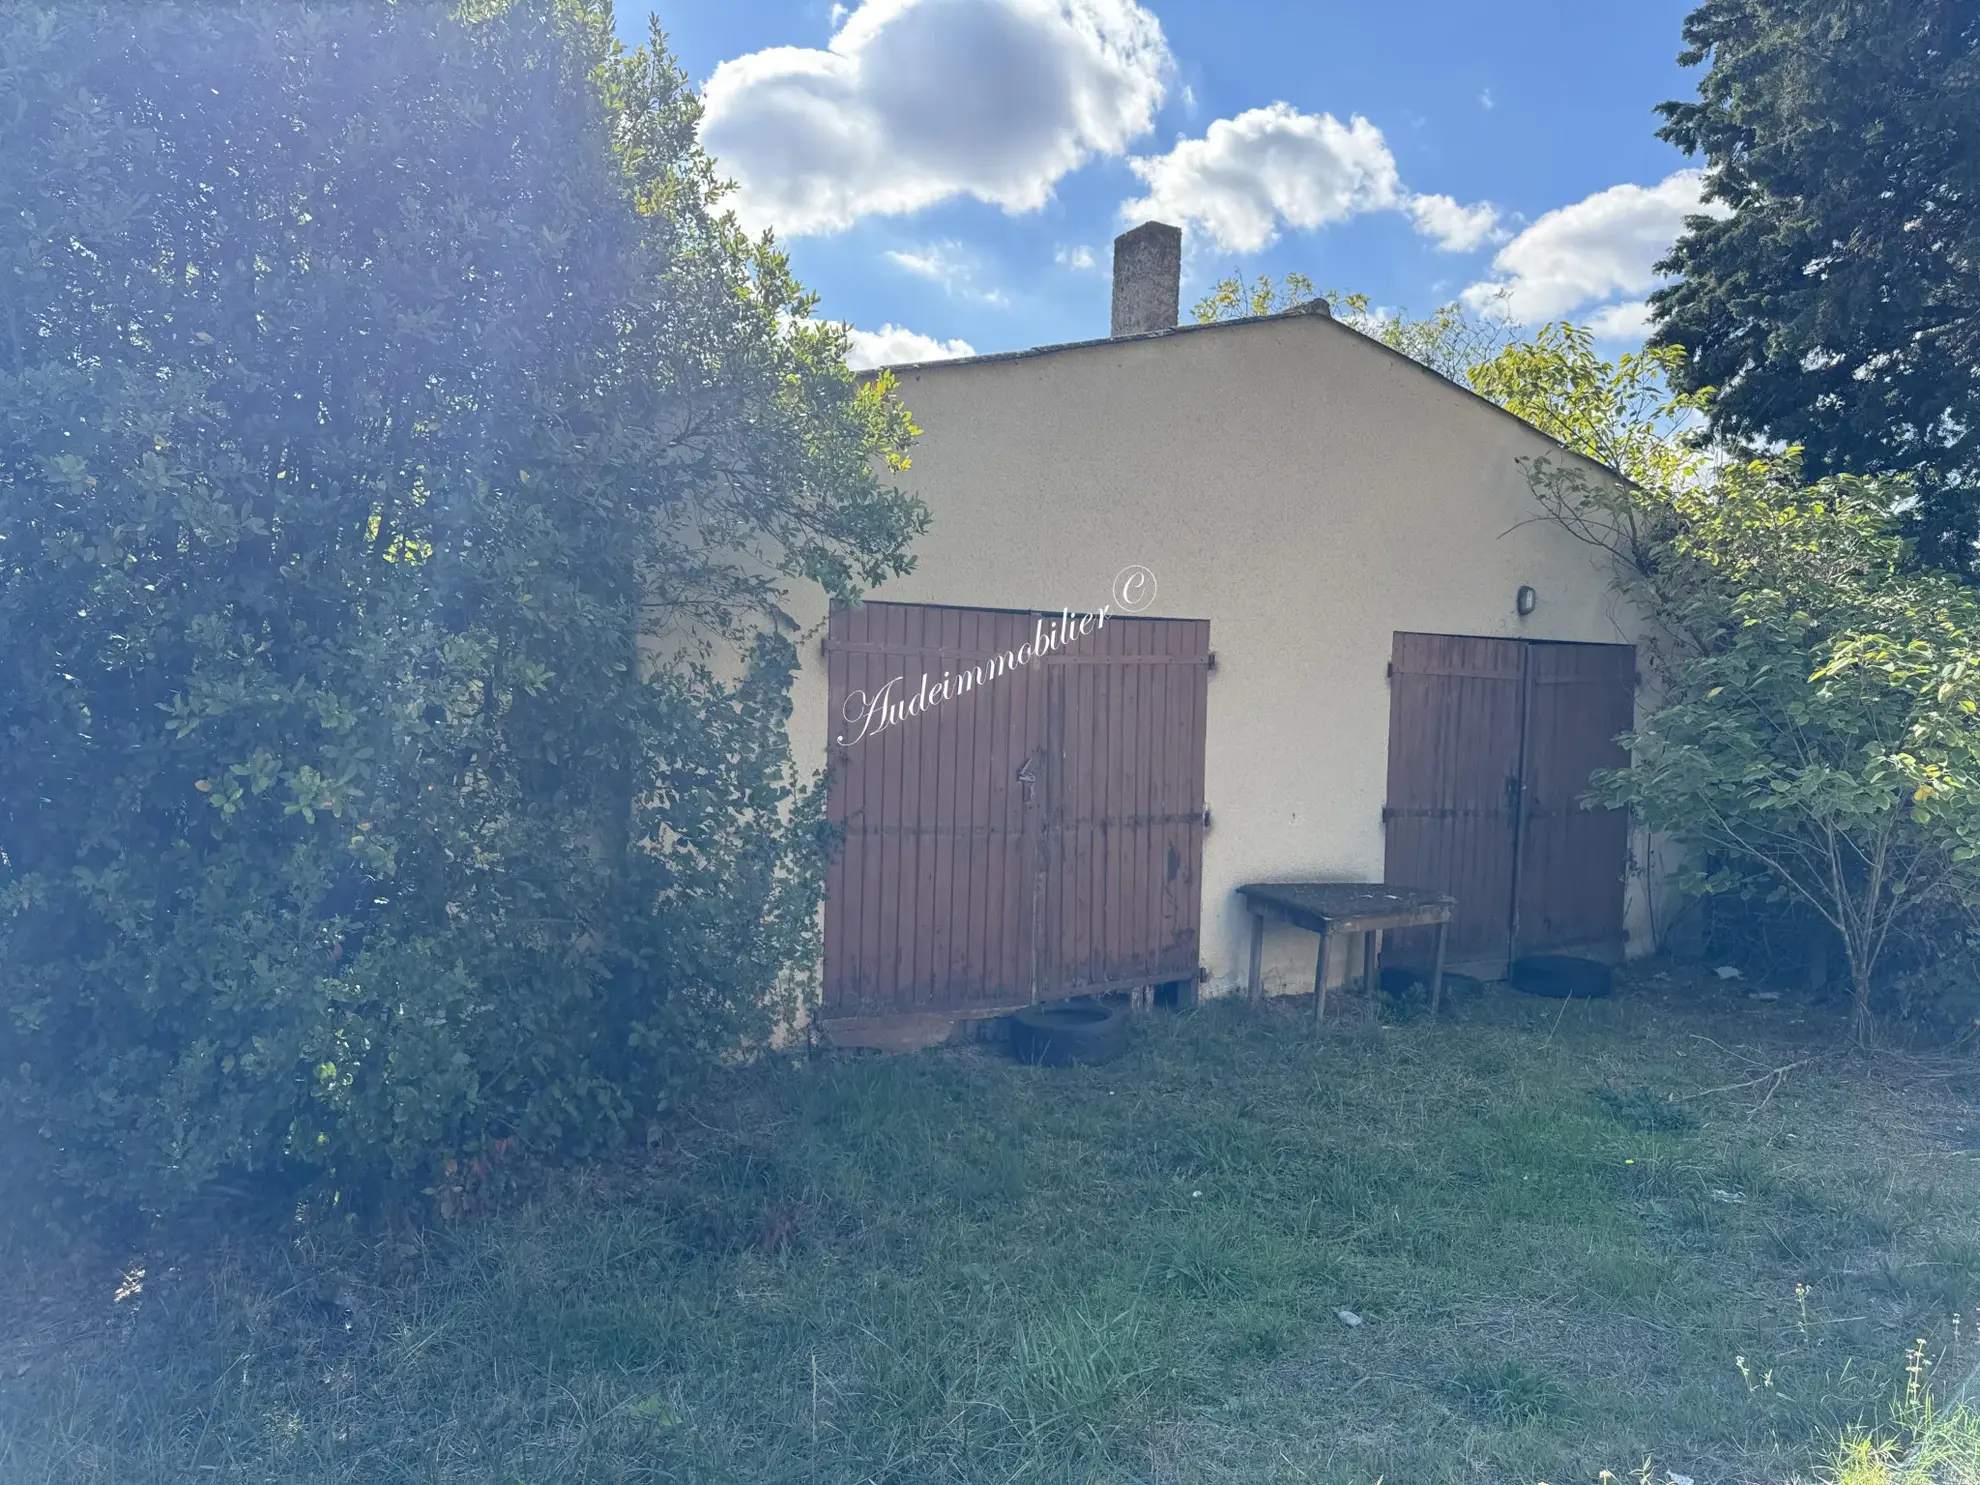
[0,1,923,1235]
[1475,326,1980,1044]
[1525,445,1980,1042]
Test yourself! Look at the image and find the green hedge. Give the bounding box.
[0,0,923,1236]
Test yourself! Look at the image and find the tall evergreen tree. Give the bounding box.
[1650,0,1980,568]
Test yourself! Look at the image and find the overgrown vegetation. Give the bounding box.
[1539,450,1980,1044]
[2,975,1975,1483]
[1476,329,1980,1045]
[0,1,923,1237]
[1651,0,1980,569]
[1820,1349,1980,1484]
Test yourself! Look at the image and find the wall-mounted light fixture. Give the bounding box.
[1515,585,1538,617]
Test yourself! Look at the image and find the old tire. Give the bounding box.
[1509,954,1613,999]
[1009,998,1130,1066]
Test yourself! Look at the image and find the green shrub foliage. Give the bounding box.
[0,1,924,1231]
[1475,326,1980,1043]
[1528,449,1980,1043]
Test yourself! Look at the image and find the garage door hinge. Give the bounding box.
[1385,661,1394,680]
[1201,807,1213,830]
[1380,805,1396,823]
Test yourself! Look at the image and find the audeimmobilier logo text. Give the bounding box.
[836,607,1108,747]
[835,567,1156,747]
[841,570,1171,749]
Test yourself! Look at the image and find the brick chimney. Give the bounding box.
[1110,221,1182,337]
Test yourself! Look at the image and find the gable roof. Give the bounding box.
[866,305,1629,487]
[874,302,1326,376]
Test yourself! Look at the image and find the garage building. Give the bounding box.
[785,222,1654,1048]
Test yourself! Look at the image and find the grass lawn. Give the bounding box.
[4,964,1980,1483]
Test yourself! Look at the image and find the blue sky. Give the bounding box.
[619,0,1707,367]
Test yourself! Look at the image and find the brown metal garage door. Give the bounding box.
[1383,632,1634,972]
[822,601,1209,1021]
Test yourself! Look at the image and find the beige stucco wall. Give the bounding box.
[786,310,1656,1000]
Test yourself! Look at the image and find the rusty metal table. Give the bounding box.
[1235,882,1456,1025]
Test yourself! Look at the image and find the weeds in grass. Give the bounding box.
[1826,1416,1980,1485]
[1736,1351,1777,1395]
[1814,1334,1980,1484]
[3,968,1979,1483]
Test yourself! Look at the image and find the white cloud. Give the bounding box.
[1462,169,1718,324]
[842,323,978,369]
[884,240,1009,304]
[1586,300,1653,340]
[1478,87,1494,111]
[702,0,1171,236]
[1118,102,1500,255]
[886,241,968,287]
[1406,193,1505,253]
[1121,104,1401,253]
[1055,243,1097,269]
